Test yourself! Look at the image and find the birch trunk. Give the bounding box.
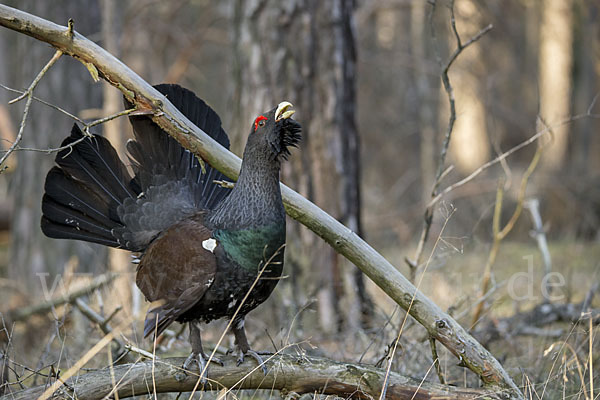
[447,0,490,174]
[538,0,573,169]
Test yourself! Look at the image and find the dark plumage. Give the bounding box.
[41,84,301,381]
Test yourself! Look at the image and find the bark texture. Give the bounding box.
[447,0,490,173]
[0,355,503,400]
[538,0,573,169]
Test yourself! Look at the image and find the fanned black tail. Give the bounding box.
[41,125,135,247]
[42,84,231,251]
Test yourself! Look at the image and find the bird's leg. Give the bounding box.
[183,322,222,384]
[231,317,268,374]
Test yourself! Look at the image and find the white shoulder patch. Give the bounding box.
[202,238,217,253]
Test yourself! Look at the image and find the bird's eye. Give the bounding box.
[254,115,268,132]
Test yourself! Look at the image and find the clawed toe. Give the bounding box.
[183,352,206,384]
[183,352,221,385]
[183,322,224,384]
[207,355,224,366]
[183,352,203,371]
[237,349,268,375]
[231,319,268,375]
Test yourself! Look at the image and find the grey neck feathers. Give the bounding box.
[208,151,284,230]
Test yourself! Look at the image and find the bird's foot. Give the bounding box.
[236,348,268,375]
[182,352,223,384]
[207,354,224,367]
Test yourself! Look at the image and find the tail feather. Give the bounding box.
[42,126,134,248]
[42,83,232,252]
[41,216,121,247]
[114,84,232,250]
[55,125,136,210]
[125,85,230,206]
[43,167,113,222]
[155,83,230,150]
[41,196,118,243]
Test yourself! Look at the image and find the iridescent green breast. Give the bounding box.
[213,223,285,273]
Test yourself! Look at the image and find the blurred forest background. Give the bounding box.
[0,0,598,398]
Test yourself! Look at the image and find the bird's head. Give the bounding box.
[244,101,302,164]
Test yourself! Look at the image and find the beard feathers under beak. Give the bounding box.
[275,101,295,121]
[269,106,301,161]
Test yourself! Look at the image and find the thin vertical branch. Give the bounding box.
[429,337,445,385]
[471,141,544,328]
[406,0,493,276]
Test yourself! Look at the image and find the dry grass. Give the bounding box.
[0,240,598,399]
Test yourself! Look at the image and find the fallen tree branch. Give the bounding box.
[4,273,116,322]
[73,299,138,365]
[0,355,503,400]
[473,300,600,346]
[0,5,521,396]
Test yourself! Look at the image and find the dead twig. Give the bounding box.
[0,351,8,396]
[473,301,600,346]
[0,50,62,171]
[15,108,135,154]
[73,299,136,364]
[0,83,136,154]
[435,2,493,189]
[470,139,543,328]
[81,108,136,136]
[0,83,83,123]
[524,198,552,294]
[429,337,445,385]
[380,206,455,400]
[213,179,235,189]
[7,50,62,105]
[36,320,129,400]
[4,273,116,322]
[407,0,493,278]
[426,107,599,210]
[121,338,156,361]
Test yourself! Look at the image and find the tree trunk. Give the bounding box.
[231,0,371,334]
[571,1,599,173]
[4,0,106,290]
[447,0,490,174]
[410,1,440,206]
[538,0,573,169]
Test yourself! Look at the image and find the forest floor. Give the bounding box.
[377,240,600,398]
[0,239,598,399]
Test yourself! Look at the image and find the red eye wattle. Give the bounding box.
[254,115,268,131]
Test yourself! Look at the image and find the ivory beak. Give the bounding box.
[275,101,295,121]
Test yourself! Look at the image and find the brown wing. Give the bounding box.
[136,212,216,338]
